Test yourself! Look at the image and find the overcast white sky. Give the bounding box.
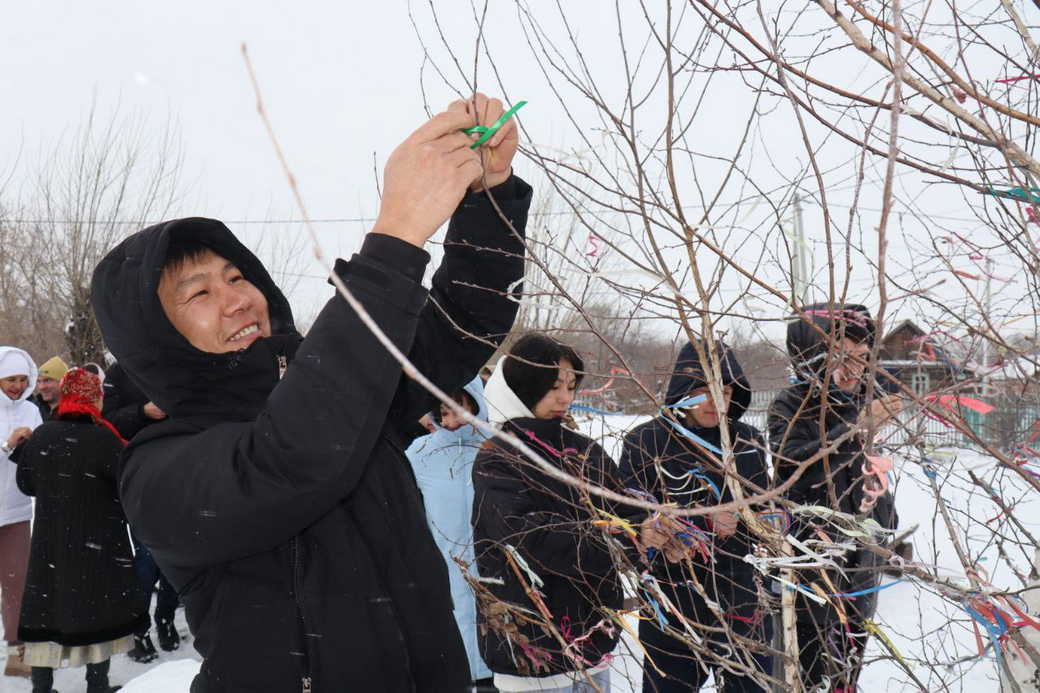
[1,1,1027,348]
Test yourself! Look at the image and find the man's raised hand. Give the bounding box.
[372,108,483,248]
[448,94,519,192]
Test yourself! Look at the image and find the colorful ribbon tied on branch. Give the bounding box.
[461,100,528,149]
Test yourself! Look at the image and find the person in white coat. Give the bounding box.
[0,347,43,678]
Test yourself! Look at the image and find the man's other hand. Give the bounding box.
[143,402,167,420]
[371,108,484,248]
[710,511,739,539]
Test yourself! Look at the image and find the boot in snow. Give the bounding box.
[127,633,158,663]
[30,666,56,693]
[155,616,181,652]
[86,659,120,693]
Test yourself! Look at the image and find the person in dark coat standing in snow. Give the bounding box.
[767,303,901,690]
[473,333,688,693]
[90,94,530,693]
[620,341,772,692]
[14,367,146,693]
[101,361,180,661]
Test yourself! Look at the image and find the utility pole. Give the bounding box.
[981,255,994,396]
[791,194,809,306]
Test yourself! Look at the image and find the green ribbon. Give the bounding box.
[462,100,528,149]
[986,187,1040,204]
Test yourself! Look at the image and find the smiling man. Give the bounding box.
[768,303,902,691]
[89,95,530,692]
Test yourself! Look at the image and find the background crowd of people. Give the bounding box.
[1,353,184,692]
[394,307,902,692]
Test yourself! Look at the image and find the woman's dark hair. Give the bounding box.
[502,333,584,410]
[433,389,478,425]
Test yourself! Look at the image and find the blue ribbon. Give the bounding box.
[784,578,906,600]
[663,394,708,410]
[569,403,620,416]
[687,468,723,500]
[644,592,669,628]
[832,579,906,599]
[661,415,724,455]
[964,603,1006,668]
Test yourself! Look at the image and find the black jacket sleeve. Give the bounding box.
[389,176,531,444]
[618,426,659,497]
[13,443,33,497]
[102,364,151,440]
[768,392,844,498]
[768,393,851,467]
[121,236,437,568]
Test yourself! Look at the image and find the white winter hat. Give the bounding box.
[0,349,35,379]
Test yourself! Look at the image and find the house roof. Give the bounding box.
[882,319,927,344]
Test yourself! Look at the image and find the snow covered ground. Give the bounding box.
[4,413,1035,692]
[575,413,1040,692]
[1,605,200,692]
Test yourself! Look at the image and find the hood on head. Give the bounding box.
[462,375,488,423]
[786,302,875,381]
[664,341,751,421]
[90,217,298,421]
[0,347,38,403]
[483,356,534,427]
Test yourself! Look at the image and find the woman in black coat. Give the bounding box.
[473,333,674,692]
[15,368,147,693]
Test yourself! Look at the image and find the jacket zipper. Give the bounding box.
[375,433,418,691]
[290,537,312,692]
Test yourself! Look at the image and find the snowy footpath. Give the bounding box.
[0,605,200,692]
[3,413,1035,691]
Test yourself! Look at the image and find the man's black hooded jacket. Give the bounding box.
[619,342,769,617]
[90,177,531,692]
[767,304,897,618]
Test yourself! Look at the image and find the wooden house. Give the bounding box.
[878,320,974,395]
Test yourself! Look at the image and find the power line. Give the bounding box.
[5,217,376,226]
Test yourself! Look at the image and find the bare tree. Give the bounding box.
[10,103,184,364]
[394,1,1040,691]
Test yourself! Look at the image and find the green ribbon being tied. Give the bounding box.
[462,100,528,149]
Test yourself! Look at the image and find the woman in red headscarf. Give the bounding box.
[12,368,147,693]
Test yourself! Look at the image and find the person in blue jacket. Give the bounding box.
[406,376,493,691]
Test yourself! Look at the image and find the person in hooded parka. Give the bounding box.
[620,341,773,693]
[88,95,531,692]
[0,347,43,679]
[14,368,146,693]
[768,303,901,690]
[405,375,492,690]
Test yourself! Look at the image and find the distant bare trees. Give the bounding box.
[0,103,184,365]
